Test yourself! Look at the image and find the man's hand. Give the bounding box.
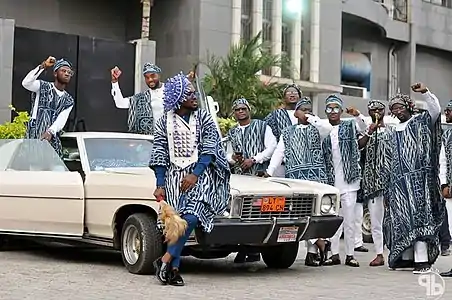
[411,82,428,93]
[181,174,198,192]
[262,172,271,178]
[41,131,53,141]
[232,154,243,163]
[442,186,451,198]
[367,123,378,135]
[240,158,254,170]
[41,56,56,69]
[111,66,122,83]
[153,187,165,201]
[297,111,307,122]
[187,71,195,82]
[345,106,360,117]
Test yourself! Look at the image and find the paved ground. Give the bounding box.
[0,241,451,300]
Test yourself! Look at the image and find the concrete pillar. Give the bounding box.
[291,13,302,80]
[131,39,156,93]
[232,0,242,45]
[252,0,263,37]
[0,19,15,123]
[271,0,282,76]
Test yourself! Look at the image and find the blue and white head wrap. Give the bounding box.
[142,63,161,75]
[283,84,302,98]
[446,100,452,110]
[295,96,312,110]
[388,93,414,111]
[368,99,386,110]
[232,98,250,110]
[325,94,343,108]
[163,72,192,112]
[53,58,72,72]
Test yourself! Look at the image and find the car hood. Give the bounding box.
[101,168,338,196]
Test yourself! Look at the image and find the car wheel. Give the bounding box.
[121,213,163,275]
[362,206,373,243]
[261,242,299,269]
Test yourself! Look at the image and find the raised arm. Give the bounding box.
[110,67,131,109]
[306,114,333,140]
[22,66,44,92]
[266,139,285,176]
[253,125,277,163]
[421,90,441,122]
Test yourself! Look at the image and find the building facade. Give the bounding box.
[1,0,452,122]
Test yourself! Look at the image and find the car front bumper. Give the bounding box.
[194,215,343,246]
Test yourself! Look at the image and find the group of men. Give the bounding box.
[19,56,452,285]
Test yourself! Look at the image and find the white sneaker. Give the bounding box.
[413,266,432,274]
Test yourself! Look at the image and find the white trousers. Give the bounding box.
[446,198,452,236]
[331,191,357,256]
[354,202,364,248]
[401,241,428,262]
[306,239,319,254]
[368,196,385,254]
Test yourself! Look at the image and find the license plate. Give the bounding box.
[260,197,285,212]
[277,227,298,243]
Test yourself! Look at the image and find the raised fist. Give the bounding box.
[411,82,428,93]
[345,106,360,117]
[111,66,122,83]
[42,56,56,69]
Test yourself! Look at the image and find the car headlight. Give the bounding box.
[320,195,334,214]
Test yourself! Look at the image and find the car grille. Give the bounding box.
[240,195,315,220]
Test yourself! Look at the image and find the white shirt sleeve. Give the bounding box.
[266,139,285,176]
[48,106,74,134]
[306,114,333,140]
[253,125,277,164]
[440,143,447,186]
[22,66,43,92]
[111,82,131,108]
[421,90,441,123]
[354,113,367,133]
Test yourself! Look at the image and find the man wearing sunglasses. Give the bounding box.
[264,84,303,177]
[226,98,277,263]
[322,95,367,268]
[110,63,164,135]
[356,100,389,267]
[384,83,444,274]
[21,56,75,157]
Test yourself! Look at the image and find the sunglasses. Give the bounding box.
[187,91,199,100]
[325,107,340,114]
[234,107,248,112]
[60,68,74,76]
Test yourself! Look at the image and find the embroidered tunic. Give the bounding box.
[149,109,230,232]
[26,81,74,156]
[440,128,452,190]
[226,119,276,175]
[264,108,297,141]
[383,91,445,269]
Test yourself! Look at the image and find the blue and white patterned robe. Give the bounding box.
[264,109,293,141]
[26,81,74,156]
[227,119,268,175]
[128,90,154,135]
[149,109,230,232]
[281,124,328,183]
[383,111,444,269]
[322,120,361,186]
[443,128,452,190]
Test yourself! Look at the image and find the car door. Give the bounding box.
[0,139,84,236]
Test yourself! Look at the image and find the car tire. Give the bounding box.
[362,206,374,243]
[261,242,299,269]
[120,213,163,275]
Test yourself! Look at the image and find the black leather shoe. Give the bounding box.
[354,246,369,252]
[234,252,247,263]
[153,258,168,285]
[168,269,185,286]
[305,252,321,267]
[440,269,452,277]
[245,253,261,262]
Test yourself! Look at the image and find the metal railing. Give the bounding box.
[374,0,408,22]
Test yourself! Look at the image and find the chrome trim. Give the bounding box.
[298,216,311,241]
[262,217,277,244]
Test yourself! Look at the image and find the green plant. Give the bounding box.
[202,32,290,119]
[0,106,30,139]
[218,117,237,136]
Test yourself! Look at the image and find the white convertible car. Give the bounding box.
[0,133,342,274]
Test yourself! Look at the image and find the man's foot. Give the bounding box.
[305,252,321,267]
[245,253,261,263]
[441,248,451,256]
[354,246,369,252]
[369,255,385,267]
[234,252,247,263]
[323,254,341,266]
[345,255,360,267]
[413,263,432,274]
[168,269,185,286]
[440,269,452,277]
[153,258,168,285]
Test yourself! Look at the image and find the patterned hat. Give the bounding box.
[325,94,343,108]
[142,63,161,75]
[163,72,191,112]
[53,58,72,72]
[295,97,312,110]
[446,100,452,110]
[232,98,250,110]
[388,93,414,111]
[368,99,386,110]
[283,84,302,98]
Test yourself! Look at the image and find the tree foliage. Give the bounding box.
[202,32,289,119]
[0,106,29,139]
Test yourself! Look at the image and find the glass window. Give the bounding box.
[0,139,69,172]
[84,138,154,171]
[241,0,252,41]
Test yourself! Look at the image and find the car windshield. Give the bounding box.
[0,139,68,171]
[84,138,153,171]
